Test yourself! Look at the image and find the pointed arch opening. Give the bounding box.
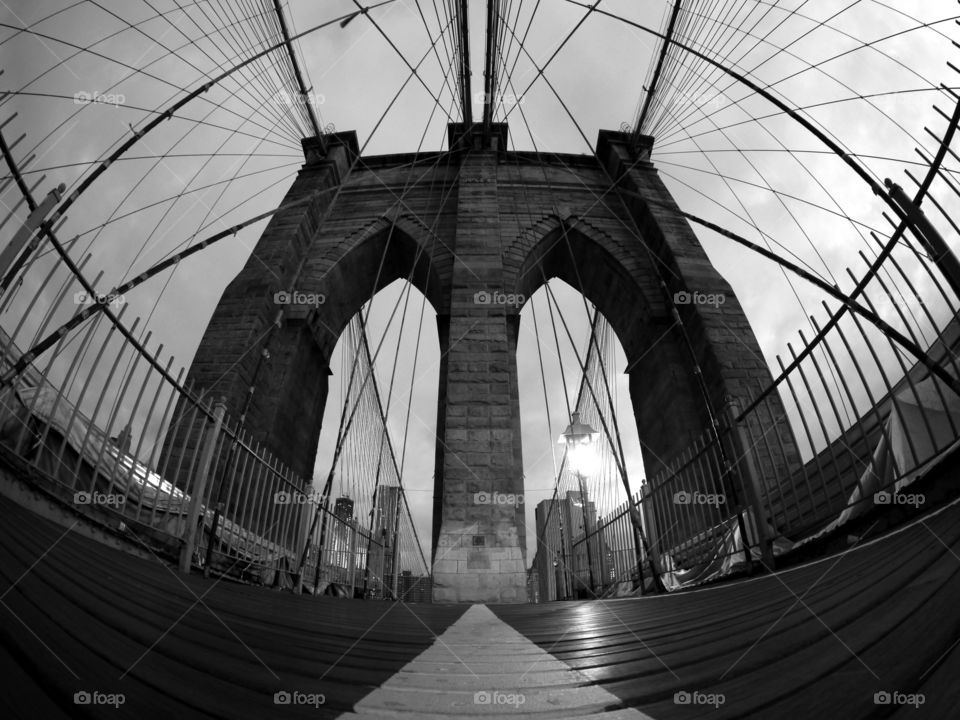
[310,277,439,596]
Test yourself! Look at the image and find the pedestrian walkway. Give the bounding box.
[345,604,655,719]
[1,487,959,718]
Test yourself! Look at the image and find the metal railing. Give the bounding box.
[542,79,960,597]
[0,101,430,598]
[0,350,396,588]
[565,307,960,594]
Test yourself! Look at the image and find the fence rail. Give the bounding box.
[528,80,960,599]
[0,105,430,600]
[562,317,960,596]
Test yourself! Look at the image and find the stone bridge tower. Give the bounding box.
[166,123,797,603]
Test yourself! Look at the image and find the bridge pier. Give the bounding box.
[166,123,798,603]
[432,128,528,603]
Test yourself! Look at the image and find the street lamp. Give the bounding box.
[560,412,599,595]
[559,412,599,474]
[553,554,565,601]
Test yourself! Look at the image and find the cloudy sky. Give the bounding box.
[1,0,957,564]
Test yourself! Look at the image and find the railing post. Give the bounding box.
[722,396,775,570]
[634,486,665,593]
[179,399,226,575]
[576,472,597,595]
[553,555,564,601]
[391,499,402,601]
[0,183,65,292]
[557,505,570,600]
[886,179,960,299]
[347,518,358,597]
[294,488,327,594]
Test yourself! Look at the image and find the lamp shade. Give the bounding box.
[558,412,598,446]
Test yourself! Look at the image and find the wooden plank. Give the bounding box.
[493,498,960,718]
[0,493,465,718]
[4,480,960,718]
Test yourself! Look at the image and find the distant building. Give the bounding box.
[533,491,609,601]
[334,496,354,521]
[526,562,540,603]
[398,570,433,603]
[326,496,358,586]
[367,485,401,597]
[534,499,563,602]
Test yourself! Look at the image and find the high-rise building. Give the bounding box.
[326,496,358,586]
[367,485,401,597]
[526,560,540,603]
[533,490,609,601]
[534,499,563,602]
[567,489,604,596]
[374,486,400,534]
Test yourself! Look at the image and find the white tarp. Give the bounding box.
[644,375,960,591]
[658,510,794,591]
[800,374,960,542]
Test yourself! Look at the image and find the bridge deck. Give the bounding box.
[1,490,958,719]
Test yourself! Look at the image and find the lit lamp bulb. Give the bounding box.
[559,412,599,477]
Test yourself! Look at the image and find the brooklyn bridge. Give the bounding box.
[0,1,958,717]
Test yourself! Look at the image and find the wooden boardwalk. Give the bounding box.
[1,489,958,718]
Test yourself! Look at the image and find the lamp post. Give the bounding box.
[555,505,570,600]
[553,554,565,601]
[560,412,599,597]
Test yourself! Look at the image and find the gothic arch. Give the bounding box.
[504,214,658,361]
[299,215,447,361]
[504,215,711,477]
[165,201,448,482]
[170,126,799,602]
